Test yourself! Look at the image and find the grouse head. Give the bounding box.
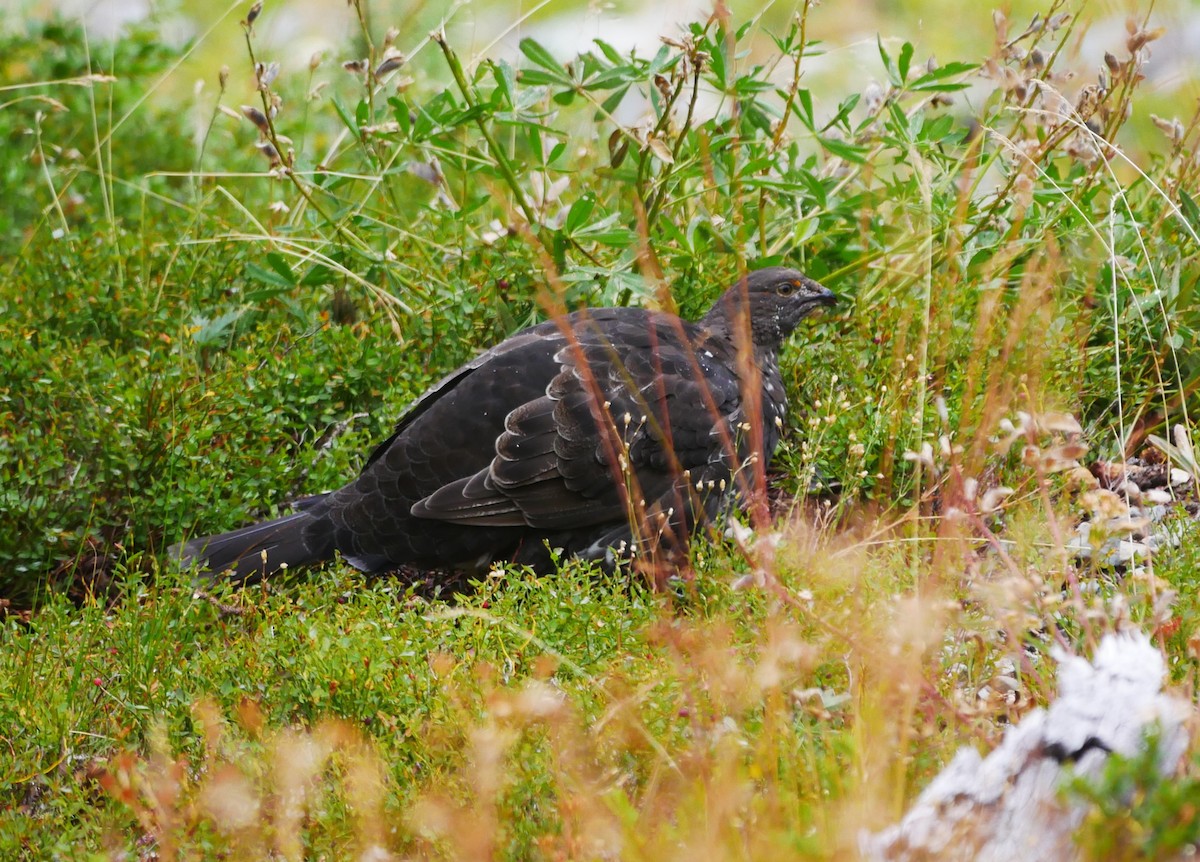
[702,267,836,352]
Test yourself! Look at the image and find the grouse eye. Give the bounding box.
[778,281,798,296]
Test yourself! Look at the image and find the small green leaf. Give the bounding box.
[520,38,567,79]
[898,42,914,84]
[709,43,727,88]
[491,59,516,105]
[300,264,336,287]
[646,44,672,76]
[909,61,978,92]
[331,97,358,136]
[877,36,899,86]
[389,96,411,137]
[598,85,629,117]
[564,195,596,235]
[245,262,292,290]
[265,252,296,285]
[517,68,568,87]
[818,135,868,164]
[190,309,244,347]
[795,88,814,128]
[586,228,636,247]
[244,286,293,302]
[592,39,625,66]
[1179,189,1200,235]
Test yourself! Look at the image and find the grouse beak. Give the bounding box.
[810,281,838,309]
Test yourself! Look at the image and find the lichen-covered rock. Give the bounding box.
[863,632,1190,862]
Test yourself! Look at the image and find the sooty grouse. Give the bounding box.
[173,267,836,582]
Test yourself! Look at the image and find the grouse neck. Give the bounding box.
[695,319,781,372]
[698,305,784,358]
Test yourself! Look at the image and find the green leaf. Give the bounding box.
[190,309,244,347]
[245,262,293,290]
[491,59,517,105]
[823,93,861,132]
[388,96,411,137]
[909,61,978,92]
[709,42,727,88]
[593,39,625,66]
[734,77,775,96]
[795,88,814,128]
[818,135,868,164]
[331,97,358,136]
[586,228,636,247]
[1179,189,1200,235]
[898,41,914,84]
[300,264,336,287]
[877,35,899,86]
[588,67,637,90]
[598,85,629,118]
[244,285,294,302]
[564,195,596,235]
[520,38,568,80]
[518,68,568,87]
[265,252,296,285]
[646,44,671,76]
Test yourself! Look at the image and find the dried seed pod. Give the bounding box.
[862,81,884,114]
[342,59,367,76]
[1104,52,1121,74]
[383,26,400,48]
[608,128,628,168]
[646,136,673,164]
[1150,113,1184,144]
[246,1,262,26]
[240,104,270,133]
[405,160,441,184]
[219,65,230,90]
[653,74,672,102]
[1126,22,1164,53]
[255,139,281,167]
[256,61,279,90]
[375,50,405,77]
[309,51,324,72]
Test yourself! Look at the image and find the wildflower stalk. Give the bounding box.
[241,22,370,255]
[433,29,550,256]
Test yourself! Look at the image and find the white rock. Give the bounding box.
[862,632,1190,862]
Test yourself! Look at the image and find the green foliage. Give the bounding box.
[1071,732,1200,861]
[0,20,196,252]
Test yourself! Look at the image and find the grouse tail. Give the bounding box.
[170,511,335,584]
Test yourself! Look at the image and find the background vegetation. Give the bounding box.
[1,0,1199,857]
